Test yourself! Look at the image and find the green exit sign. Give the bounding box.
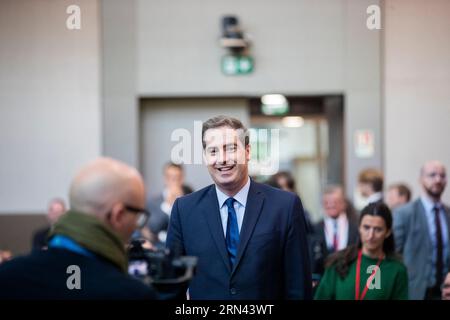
[221,55,254,75]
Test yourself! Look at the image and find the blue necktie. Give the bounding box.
[225,197,240,268]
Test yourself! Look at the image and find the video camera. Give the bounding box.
[127,238,197,296]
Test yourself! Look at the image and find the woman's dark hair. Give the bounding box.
[325,202,397,278]
[266,171,296,191]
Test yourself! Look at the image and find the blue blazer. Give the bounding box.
[166,180,312,300]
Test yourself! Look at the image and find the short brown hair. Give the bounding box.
[358,168,384,192]
[389,183,411,202]
[201,115,249,149]
[164,162,184,173]
[323,184,345,197]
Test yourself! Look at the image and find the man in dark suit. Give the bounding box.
[31,198,66,251]
[144,163,193,244]
[166,115,312,300]
[310,185,359,279]
[394,160,450,300]
[0,157,157,299]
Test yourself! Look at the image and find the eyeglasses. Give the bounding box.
[425,172,447,179]
[124,205,151,229]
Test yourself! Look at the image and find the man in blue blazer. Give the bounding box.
[166,115,312,300]
[394,160,450,299]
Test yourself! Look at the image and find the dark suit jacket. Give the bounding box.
[0,248,158,299]
[166,181,312,300]
[31,226,50,251]
[309,218,359,277]
[147,195,170,236]
[147,185,194,240]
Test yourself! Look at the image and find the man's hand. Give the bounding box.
[0,250,12,264]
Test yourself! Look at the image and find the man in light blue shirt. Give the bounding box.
[420,195,449,285]
[394,160,450,299]
[167,115,312,299]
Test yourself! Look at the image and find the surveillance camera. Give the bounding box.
[220,15,249,51]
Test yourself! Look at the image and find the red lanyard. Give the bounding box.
[355,249,383,300]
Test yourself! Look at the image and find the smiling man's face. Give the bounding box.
[203,126,250,196]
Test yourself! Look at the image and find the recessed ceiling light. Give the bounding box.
[282,116,304,128]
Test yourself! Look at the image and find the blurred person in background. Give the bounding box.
[31,198,67,251]
[267,171,313,233]
[310,185,359,280]
[386,183,411,210]
[267,171,296,193]
[142,163,192,245]
[358,168,384,206]
[393,160,449,300]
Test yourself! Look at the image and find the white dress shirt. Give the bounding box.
[324,213,349,251]
[367,192,383,204]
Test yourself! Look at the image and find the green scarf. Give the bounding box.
[48,210,128,273]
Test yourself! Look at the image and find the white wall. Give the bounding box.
[137,0,346,95]
[0,0,101,213]
[101,0,139,167]
[384,0,450,204]
[0,0,385,212]
[136,0,382,200]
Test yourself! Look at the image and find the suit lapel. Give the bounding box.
[202,186,231,273]
[319,221,331,255]
[443,205,450,232]
[415,199,433,251]
[231,181,265,276]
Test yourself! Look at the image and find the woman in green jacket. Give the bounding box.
[315,202,408,300]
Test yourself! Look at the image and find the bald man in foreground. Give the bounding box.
[0,157,158,299]
[393,160,450,300]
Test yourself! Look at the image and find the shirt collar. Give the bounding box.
[324,212,347,224]
[216,177,251,209]
[367,192,383,203]
[420,194,442,212]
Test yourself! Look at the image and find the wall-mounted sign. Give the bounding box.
[221,55,254,75]
[354,129,374,158]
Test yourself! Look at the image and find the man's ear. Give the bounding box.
[107,202,125,229]
[246,144,251,161]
